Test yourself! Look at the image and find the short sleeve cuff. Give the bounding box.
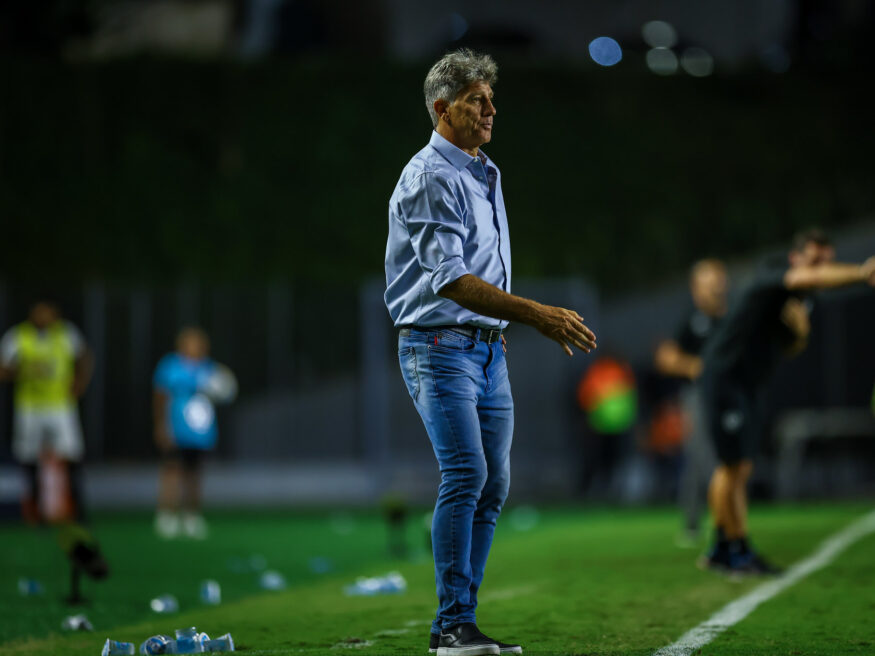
[430,256,470,295]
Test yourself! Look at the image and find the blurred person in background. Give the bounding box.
[699,229,874,576]
[0,299,93,523]
[655,259,728,546]
[386,49,597,656]
[152,327,237,540]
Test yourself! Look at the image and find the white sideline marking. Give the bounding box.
[374,628,411,637]
[404,619,432,627]
[480,583,539,602]
[332,639,375,649]
[653,509,875,656]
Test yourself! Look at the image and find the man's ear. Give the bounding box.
[434,99,451,124]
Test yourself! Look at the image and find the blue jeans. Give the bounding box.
[398,326,514,633]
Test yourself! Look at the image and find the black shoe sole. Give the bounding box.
[436,646,500,656]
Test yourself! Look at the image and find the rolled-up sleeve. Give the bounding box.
[401,172,470,294]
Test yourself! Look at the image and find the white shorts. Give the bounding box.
[13,406,84,463]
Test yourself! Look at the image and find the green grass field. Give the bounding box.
[1,503,873,655]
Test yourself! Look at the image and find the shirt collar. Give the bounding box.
[429,130,488,171]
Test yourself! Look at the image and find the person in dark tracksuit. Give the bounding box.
[655,259,728,545]
[698,229,874,575]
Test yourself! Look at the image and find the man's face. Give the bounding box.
[178,330,210,361]
[445,81,496,151]
[691,264,728,317]
[790,241,835,268]
[29,302,59,329]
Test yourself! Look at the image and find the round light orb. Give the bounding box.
[588,36,623,67]
[646,47,679,75]
[681,47,714,77]
[642,20,678,48]
[449,12,468,41]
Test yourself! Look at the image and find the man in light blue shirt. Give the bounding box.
[385,129,511,329]
[385,49,597,656]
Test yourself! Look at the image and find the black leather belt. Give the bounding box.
[399,324,504,344]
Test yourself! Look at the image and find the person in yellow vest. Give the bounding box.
[0,300,93,522]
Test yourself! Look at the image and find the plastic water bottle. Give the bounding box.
[139,635,175,655]
[259,570,286,590]
[102,639,136,655]
[344,571,407,596]
[378,571,406,593]
[150,594,179,613]
[204,633,235,652]
[61,614,93,631]
[17,578,44,596]
[200,579,221,605]
[174,627,204,654]
[308,557,333,574]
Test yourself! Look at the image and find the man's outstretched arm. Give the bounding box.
[784,257,875,290]
[439,274,597,356]
[654,340,703,380]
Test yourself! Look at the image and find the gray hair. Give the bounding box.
[423,49,498,128]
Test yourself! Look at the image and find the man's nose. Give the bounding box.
[483,98,496,116]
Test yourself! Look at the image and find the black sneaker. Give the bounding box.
[431,630,521,655]
[732,537,783,576]
[479,631,522,654]
[697,543,733,574]
[436,623,500,656]
[738,551,783,576]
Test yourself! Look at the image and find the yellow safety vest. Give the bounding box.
[12,321,76,410]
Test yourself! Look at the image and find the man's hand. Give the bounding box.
[654,340,703,380]
[72,350,94,400]
[500,335,507,354]
[781,298,811,356]
[439,274,597,356]
[862,256,875,286]
[154,426,173,453]
[0,363,18,382]
[152,390,171,452]
[532,304,597,357]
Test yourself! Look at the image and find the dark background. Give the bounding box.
[0,0,872,503]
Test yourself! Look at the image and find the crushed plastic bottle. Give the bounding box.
[248,554,267,571]
[61,613,93,631]
[343,571,407,596]
[200,579,221,605]
[149,594,179,614]
[139,634,175,655]
[102,639,136,655]
[174,627,205,654]
[204,633,235,652]
[308,556,333,574]
[17,578,44,596]
[258,570,286,590]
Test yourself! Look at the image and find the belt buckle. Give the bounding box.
[486,328,498,343]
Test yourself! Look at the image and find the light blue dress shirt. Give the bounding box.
[385,131,512,329]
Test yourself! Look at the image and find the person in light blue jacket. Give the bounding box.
[152,327,236,539]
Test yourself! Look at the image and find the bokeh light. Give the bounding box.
[448,12,469,41]
[641,20,678,49]
[588,36,623,67]
[680,47,714,77]
[646,47,679,75]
